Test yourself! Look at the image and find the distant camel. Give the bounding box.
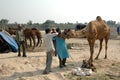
[66,16,110,62]
[23,28,33,48]
[24,28,42,49]
[6,27,42,49]
[31,28,42,47]
[6,28,33,48]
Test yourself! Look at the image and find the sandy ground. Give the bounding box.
[0,36,120,80]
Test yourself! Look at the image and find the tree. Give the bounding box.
[0,19,9,30]
[41,20,56,29]
[106,20,116,27]
[27,20,32,26]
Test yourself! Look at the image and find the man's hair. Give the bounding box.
[45,28,51,34]
[18,24,23,29]
[56,28,61,33]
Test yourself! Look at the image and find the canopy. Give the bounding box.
[0,32,18,52]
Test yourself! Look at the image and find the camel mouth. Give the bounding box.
[65,33,73,38]
[82,30,86,34]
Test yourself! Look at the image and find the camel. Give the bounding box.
[24,28,42,49]
[6,28,33,48]
[6,27,42,49]
[23,28,33,48]
[31,28,42,47]
[66,16,110,62]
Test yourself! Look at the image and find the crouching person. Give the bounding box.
[16,24,26,57]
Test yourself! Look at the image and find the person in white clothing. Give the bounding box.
[43,28,56,74]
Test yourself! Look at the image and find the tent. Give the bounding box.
[0,32,18,53]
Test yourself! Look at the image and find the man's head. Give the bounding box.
[56,28,61,33]
[18,24,23,30]
[51,28,56,33]
[45,28,51,34]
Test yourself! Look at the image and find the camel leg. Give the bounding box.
[95,39,103,60]
[39,39,42,47]
[32,36,36,49]
[25,38,27,48]
[104,38,108,59]
[36,36,40,47]
[88,39,95,62]
[29,37,32,47]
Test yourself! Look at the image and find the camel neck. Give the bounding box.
[73,30,86,38]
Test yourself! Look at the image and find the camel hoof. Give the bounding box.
[104,57,107,59]
[32,47,35,50]
[88,59,93,63]
[18,54,21,57]
[22,55,27,57]
[95,57,98,60]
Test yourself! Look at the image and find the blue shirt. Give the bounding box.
[53,36,69,60]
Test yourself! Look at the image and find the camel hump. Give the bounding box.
[96,16,103,21]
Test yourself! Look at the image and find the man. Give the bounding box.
[16,24,26,57]
[53,29,69,68]
[43,28,57,74]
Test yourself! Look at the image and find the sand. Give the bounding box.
[0,37,120,80]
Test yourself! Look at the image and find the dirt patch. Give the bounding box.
[0,38,120,80]
[65,60,120,80]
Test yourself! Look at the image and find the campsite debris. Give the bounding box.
[72,67,92,76]
[71,59,96,76]
[81,60,96,72]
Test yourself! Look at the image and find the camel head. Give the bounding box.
[65,29,87,38]
[96,16,102,21]
[64,29,75,38]
[59,31,70,39]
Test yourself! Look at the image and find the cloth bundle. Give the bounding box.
[72,67,93,76]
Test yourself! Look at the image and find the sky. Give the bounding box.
[0,0,120,23]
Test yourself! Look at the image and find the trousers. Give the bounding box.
[44,50,54,73]
[18,41,26,57]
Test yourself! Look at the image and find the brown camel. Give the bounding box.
[6,28,34,48]
[66,16,110,62]
[23,28,33,48]
[31,28,42,47]
[24,28,42,49]
[6,27,42,49]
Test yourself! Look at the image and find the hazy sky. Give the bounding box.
[0,0,119,23]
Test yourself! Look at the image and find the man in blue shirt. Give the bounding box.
[53,28,69,68]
